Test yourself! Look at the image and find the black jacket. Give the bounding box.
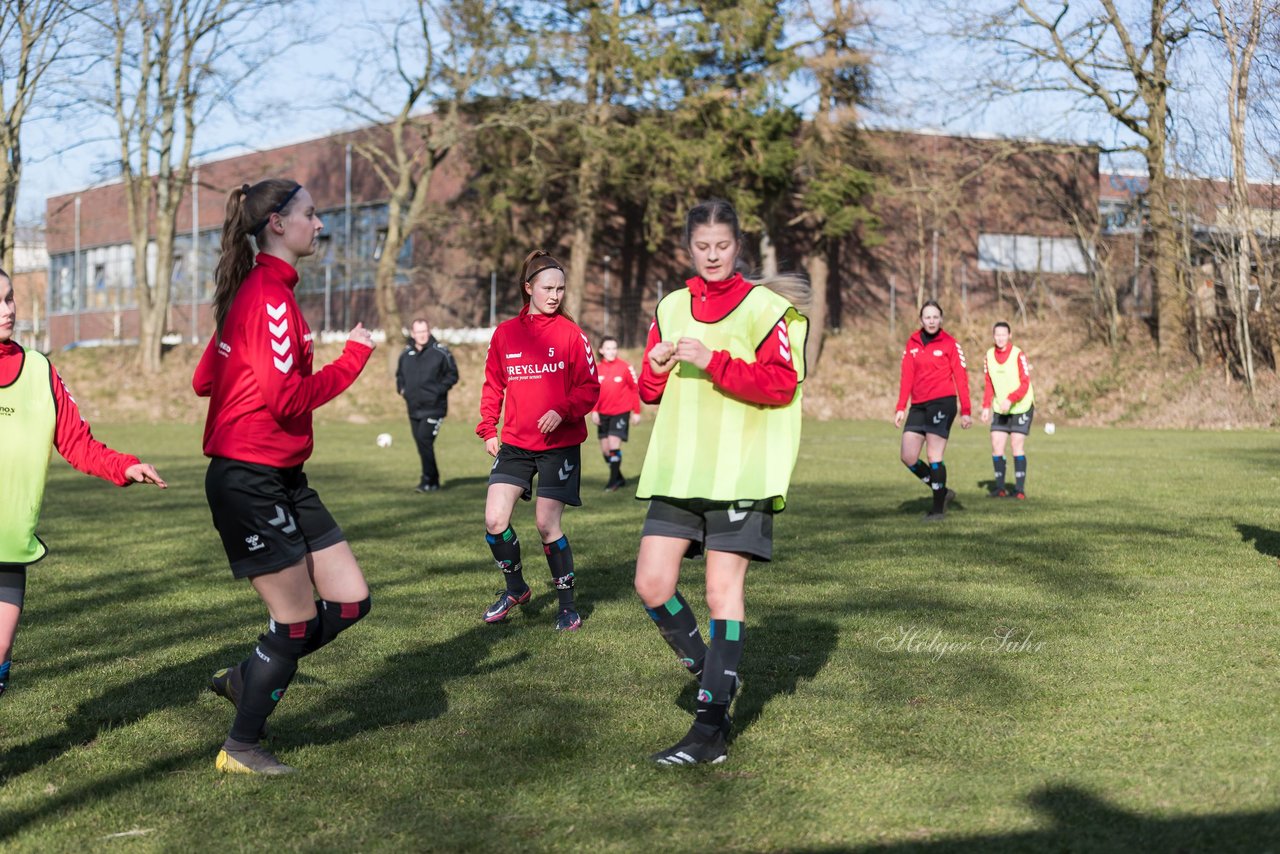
[396,336,459,418]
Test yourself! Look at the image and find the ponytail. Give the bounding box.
[748,273,811,316]
[212,178,301,333]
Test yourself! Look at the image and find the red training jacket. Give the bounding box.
[593,357,641,416]
[476,306,600,450]
[639,274,798,407]
[982,345,1032,408]
[193,253,372,467]
[0,341,139,484]
[896,328,972,415]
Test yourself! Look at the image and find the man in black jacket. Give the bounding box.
[397,318,459,492]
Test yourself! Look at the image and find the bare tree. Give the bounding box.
[342,0,515,340]
[92,0,283,372]
[0,0,72,272]
[955,0,1195,355]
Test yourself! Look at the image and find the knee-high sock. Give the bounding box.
[229,615,317,744]
[609,449,623,483]
[696,619,744,732]
[0,659,10,698]
[1014,455,1027,494]
[486,526,525,593]
[993,456,1007,491]
[905,460,931,486]
[302,596,371,656]
[645,591,706,675]
[930,461,948,511]
[544,536,575,609]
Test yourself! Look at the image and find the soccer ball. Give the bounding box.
[376,432,393,448]
[1044,422,1056,435]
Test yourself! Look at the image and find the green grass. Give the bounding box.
[1,419,1278,851]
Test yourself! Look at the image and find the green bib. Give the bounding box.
[985,345,1034,414]
[0,348,56,564]
[638,286,807,511]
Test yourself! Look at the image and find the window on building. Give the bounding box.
[978,233,1091,275]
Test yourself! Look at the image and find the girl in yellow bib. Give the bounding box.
[0,270,166,699]
[634,199,808,765]
[980,321,1035,498]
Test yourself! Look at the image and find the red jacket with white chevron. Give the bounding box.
[193,253,372,467]
[895,327,972,416]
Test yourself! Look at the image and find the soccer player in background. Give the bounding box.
[0,270,166,700]
[476,250,600,632]
[980,321,1035,499]
[634,199,808,765]
[195,179,375,775]
[894,300,972,521]
[590,336,641,491]
[396,317,459,492]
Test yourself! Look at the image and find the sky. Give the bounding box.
[17,0,1277,223]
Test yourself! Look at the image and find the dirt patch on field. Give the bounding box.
[47,318,1278,430]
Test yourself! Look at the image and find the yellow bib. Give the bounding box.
[0,348,56,564]
[985,345,1034,414]
[638,286,806,510]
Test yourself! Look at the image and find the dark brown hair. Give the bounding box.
[213,179,302,332]
[685,199,811,314]
[919,299,943,321]
[519,249,571,319]
[993,320,1011,332]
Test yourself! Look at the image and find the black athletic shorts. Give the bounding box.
[904,397,958,438]
[488,443,583,506]
[205,457,347,579]
[641,497,775,562]
[991,406,1034,435]
[596,412,631,442]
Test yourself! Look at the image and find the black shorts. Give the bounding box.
[991,407,1034,435]
[596,412,631,442]
[488,444,583,506]
[641,497,775,562]
[904,397,958,438]
[205,457,347,579]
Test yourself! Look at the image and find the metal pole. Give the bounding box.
[930,229,938,301]
[657,279,663,301]
[603,255,611,334]
[191,168,199,343]
[489,270,496,327]
[344,143,352,330]
[73,196,81,345]
[889,274,896,339]
[324,263,332,332]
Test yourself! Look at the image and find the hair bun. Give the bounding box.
[241,183,251,194]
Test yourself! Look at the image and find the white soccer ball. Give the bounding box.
[1044,422,1056,435]
[376,432,393,448]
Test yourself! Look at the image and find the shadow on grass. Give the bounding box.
[815,784,1280,852]
[0,644,239,784]
[731,615,838,736]
[1235,523,1280,561]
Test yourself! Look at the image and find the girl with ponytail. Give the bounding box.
[634,198,809,766]
[475,249,600,632]
[193,178,376,775]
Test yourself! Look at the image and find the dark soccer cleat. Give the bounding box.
[483,587,531,623]
[216,744,295,776]
[988,489,1008,498]
[651,723,728,766]
[922,510,946,522]
[554,607,582,631]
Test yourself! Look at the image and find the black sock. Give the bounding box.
[696,619,744,733]
[644,591,707,675]
[609,450,623,483]
[302,596,371,656]
[486,526,526,594]
[544,535,575,609]
[1014,455,1027,494]
[228,615,317,744]
[993,456,1007,491]
[930,461,948,511]
[906,460,931,485]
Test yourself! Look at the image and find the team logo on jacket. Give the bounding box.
[933,349,943,357]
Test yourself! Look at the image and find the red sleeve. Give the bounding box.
[476,330,506,441]
[896,346,915,411]
[246,299,371,421]
[704,319,798,406]
[50,364,139,486]
[982,356,994,408]
[638,319,668,404]
[558,330,600,420]
[1007,351,1032,403]
[193,337,216,397]
[951,340,972,416]
[625,362,641,414]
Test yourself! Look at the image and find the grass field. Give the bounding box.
[1,418,1278,852]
